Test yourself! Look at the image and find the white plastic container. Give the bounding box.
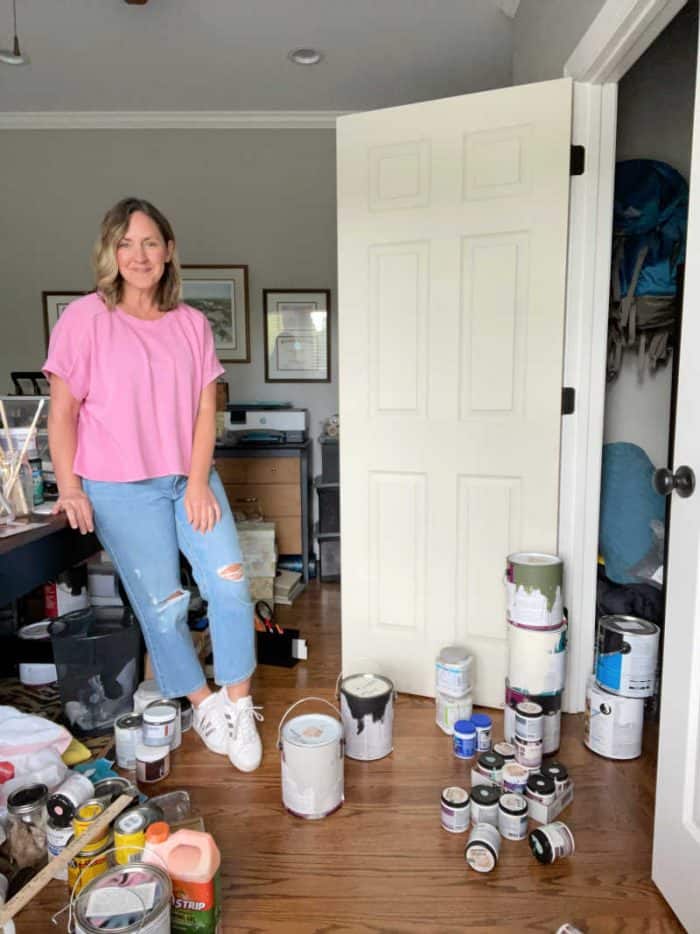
[465,822,501,873]
[440,787,470,833]
[435,691,473,735]
[135,743,170,784]
[498,793,529,840]
[133,679,163,715]
[435,646,474,698]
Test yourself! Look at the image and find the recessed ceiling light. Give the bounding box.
[288,48,324,66]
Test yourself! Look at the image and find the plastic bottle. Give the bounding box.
[143,822,221,932]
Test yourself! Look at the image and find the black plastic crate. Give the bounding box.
[319,436,339,483]
[315,476,340,534]
[315,523,340,581]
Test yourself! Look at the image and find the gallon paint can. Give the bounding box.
[73,862,171,934]
[142,700,178,748]
[435,646,474,698]
[507,621,567,696]
[471,713,492,752]
[440,787,470,833]
[339,673,394,761]
[465,822,501,873]
[529,821,575,864]
[505,552,564,629]
[595,615,660,698]
[115,714,143,770]
[135,743,171,784]
[498,793,529,840]
[584,677,644,760]
[435,692,473,736]
[476,752,505,785]
[47,820,73,880]
[133,679,163,715]
[514,701,544,742]
[452,720,477,759]
[502,762,530,795]
[526,773,556,806]
[46,772,94,827]
[470,785,500,826]
[114,808,148,865]
[279,697,344,820]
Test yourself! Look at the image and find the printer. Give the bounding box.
[223,405,308,445]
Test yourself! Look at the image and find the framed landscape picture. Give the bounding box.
[42,291,85,349]
[263,289,331,382]
[181,265,250,363]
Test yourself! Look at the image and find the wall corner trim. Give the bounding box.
[0,110,347,130]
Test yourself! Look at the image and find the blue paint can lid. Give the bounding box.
[453,719,476,736]
[471,713,492,729]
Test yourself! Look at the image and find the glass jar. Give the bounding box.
[0,453,33,517]
[7,783,49,868]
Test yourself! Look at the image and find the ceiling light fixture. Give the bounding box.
[288,48,324,66]
[0,0,28,65]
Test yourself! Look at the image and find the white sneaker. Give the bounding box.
[192,691,228,755]
[224,695,264,772]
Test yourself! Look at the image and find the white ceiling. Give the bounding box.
[0,0,514,113]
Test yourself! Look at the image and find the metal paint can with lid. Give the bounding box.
[526,773,556,806]
[279,698,344,820]
[440,786,470,833]
[47,819,73,880]
[114,808,148,865]
[142,700,178,748]
[68,838,112,895]
[73,862,172,934]
[470,785,500,826]
[584,677,644,759]
[465,822,501,873]
[502,761,530,795]
[476,751,505,784]
[505,552,564,629]
[135,743,170,784]
[470,713,492,752]
[514,701,544,742]
[339,673,394,761]
[114,714,143,770]
[46,771,94,827]
[435,691,473,736]
[498,793,529,840]
[529,821,575,864]
[595,615,660,698]
[435,646,474,698]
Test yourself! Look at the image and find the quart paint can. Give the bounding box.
[515,735,543,771]
[584,677,644,760]
[470,785,500,826]
[339,673,394,761]
[440,787,471,833]
[476,751,505,784]
[115,714,143,770]
[515,701,544,742]
[435,691,473,736]
[471,713,492,752]
[68,838,112,895]
[541,761,569,794]
[279,697,344,820]
[505,552,564,629]
[46,771,94,827]
[72,800,110,855]
[507,621,567,696]
[135,743,171,784]
[492,741,515,762]
[435,646,474,698]
[114,808,148,865]
[133,679,163,715]
[142,700,178,748]
[453,720,477,759]
[93,777,136,805]
[498,793,529,840]
[465,822,501,873]
[529,821,575,864]
[73,863,171,934]
[502,762,530,795]
[47,820,73,881]
[595,615,660,698]
[505,683,562,754]
[526,773,556,806]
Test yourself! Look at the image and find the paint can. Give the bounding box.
[68,838,112,895]
[498,793,529,840]
[505,681,562,753]
[135,743,171,784]
[46,771,94,827]
[541,761,569,794]
[133,679,163,715]
[502,762,530,795]
[339,673,394,761]
[46,819,73,880]
[471,713,492,752]
[584,677,644,760]
[526,773,556,806]
[142,700,178,748]
[476,751,505,784]
[507,621,567,696]
[514,701,544,742]
[470,785,500,826]
[178,696,193,732]
[93,777,136,806]
[515,735,543,772]
[114,808,148,865]
[505,552,564,629]
[114,714,143,770]
[528,821,575,864]
[435,691,473,736]
[452,719,477,759]
[435,646,474,698]
[556,926,584,934]
[464,823,501,873]
[72,800,110,854]
[278,697,344,820]
[595,615,660,698]
[492,741,515,762]
[73,862,171,934]
[440,787,471,834]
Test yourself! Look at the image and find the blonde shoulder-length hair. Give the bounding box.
[93,197,182,311]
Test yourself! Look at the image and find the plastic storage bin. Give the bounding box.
[315,476,340,534]
[319,436,339,484]
[315,524,340,582]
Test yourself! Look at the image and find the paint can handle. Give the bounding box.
[334,672,342,699]
[277,696,343,749]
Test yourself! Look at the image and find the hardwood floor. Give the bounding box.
[26,582,682,933]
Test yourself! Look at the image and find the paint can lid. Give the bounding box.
[437,645,471,666]
[470,713,492,729]
[453,719,476,736]
[526,773,555,796]
[143,701,178,723]
[516,701,543,718]
[478,752,505,771]
[341,673,393,698]
[599,615,659,637]
[282,713,342,748]
[541,761,569,783]
[499,792,528,816]
[441,786,469,807]
[493,741,516,760]
[115,714,143,731]
[471,785,500,806]
[507,552,562,567]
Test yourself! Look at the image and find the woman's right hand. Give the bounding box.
[53,487,94,535]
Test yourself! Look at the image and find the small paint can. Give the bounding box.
[46,819,73,880]
[133,679,163,715]
[584,677,644,759]
[440,786,471,833]
[279,698,344,820]
[73,862,171,934]
[492,741,515,762]
[46,771,94,827]
[505,552,564,629]
[72,800,110,854]
[507,620,568,696]
[452,719,477,759]
[595,615,660,698]
[498,793,529,840]
[142,700,178,747]
[541,761,569,794]
[476,751,505,784]
[93,777,136,806]
[435,645,474,698]
[556,926,584,934]
[471,713,492,752]
[114,808,148,865]
[169,698,182,750]
[435,691,473,736]
[339,673,394,761]
[465,822,501,873]
[543,709,562,756]
[526,773,556,806]
[502,761,530,795]
[515,735,543,771]
[114,714,143,770]
[68,837,112,895]
[135,743,171,784]
[504,681,562,754]
[529,820,575,864]
[470,785,500,826]
[514,701,544,742]
[178,696,193,732]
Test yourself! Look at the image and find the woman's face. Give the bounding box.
[116,210,173,296]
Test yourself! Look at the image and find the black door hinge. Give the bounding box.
[570,145,585,176]
[562,387,576,415]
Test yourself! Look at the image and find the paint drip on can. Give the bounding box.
[584,676,644,760]
[507,621,568,696]
[505,552,564,629]
[435,646,474,698]
[595,615,660,698]
[529,821,575,864]
[440,787,470,834]
[435,691,473,736]
[465,822,501,873]
[339,673,394,761]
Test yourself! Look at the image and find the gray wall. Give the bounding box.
[513,0,607,84]
[0,128,338,481]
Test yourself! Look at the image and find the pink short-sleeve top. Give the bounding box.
[42,292,225,482]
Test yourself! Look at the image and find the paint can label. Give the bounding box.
[515,736,543,770]
[435,656,473,698]
[584,679,643,759]
[435,693,473,736]
[453,730,476,759]
[475,725,491,752]
[171,870,221,934]
[595,617,660,698]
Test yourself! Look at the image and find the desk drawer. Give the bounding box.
[216,457,300,485]
[224,483,300,518]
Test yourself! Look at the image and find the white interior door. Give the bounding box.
[652,47,700,929]
[337,79,573,705]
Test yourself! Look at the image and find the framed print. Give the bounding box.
[181,265,250,363]
[42,292,85,349]
[263,289,331,383]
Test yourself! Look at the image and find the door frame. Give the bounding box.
[559,0,688,711]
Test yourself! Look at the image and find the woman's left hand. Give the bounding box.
[184,480,222,533]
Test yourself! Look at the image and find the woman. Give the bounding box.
[43,197,262,771]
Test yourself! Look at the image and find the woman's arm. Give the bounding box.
[48,375,94,534]
[185,380,222,533]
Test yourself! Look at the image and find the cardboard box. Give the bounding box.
[469,768,574,824]
[237,521,277,578]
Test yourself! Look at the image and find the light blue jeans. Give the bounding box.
[82,471,255,698]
